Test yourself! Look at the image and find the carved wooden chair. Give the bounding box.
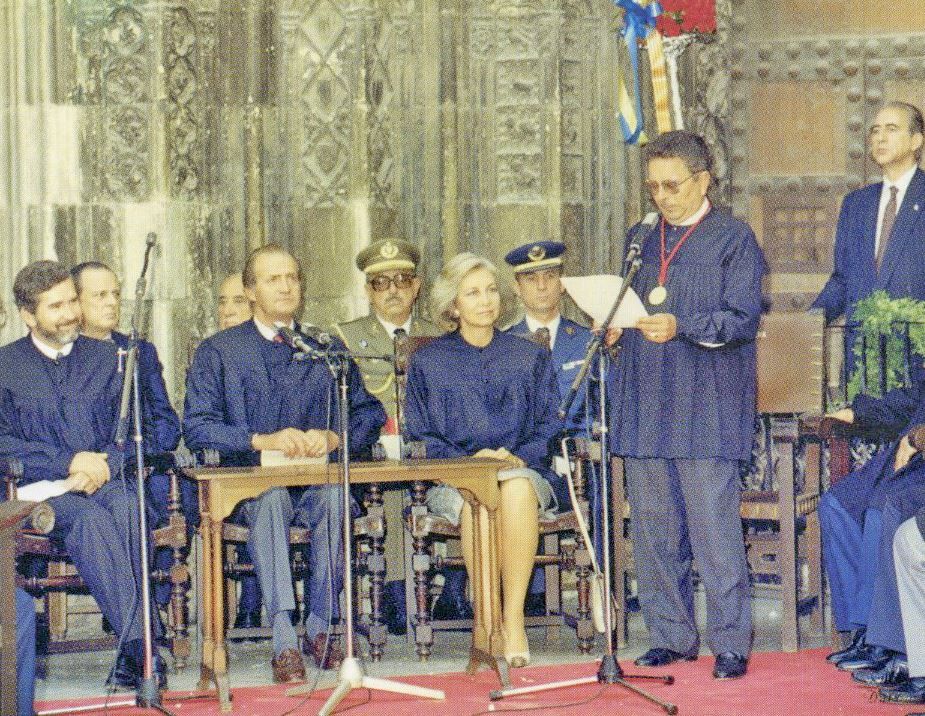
[191,451,315,644]
[393,334,594,661]
[5,453,195,666]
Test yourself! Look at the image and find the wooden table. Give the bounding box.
[189,458,508,712]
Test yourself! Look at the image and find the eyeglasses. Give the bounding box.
[644,171,702,196]
[367,272,417,292]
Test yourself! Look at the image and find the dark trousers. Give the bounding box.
[47,480,157,644]
[624,457,752,655]
[867,485,925,653]
[16,588,35,716]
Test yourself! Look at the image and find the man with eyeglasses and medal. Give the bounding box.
[606,130,766,680]
[334,239,447,633]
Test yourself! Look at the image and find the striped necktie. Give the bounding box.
[876,185,898,271]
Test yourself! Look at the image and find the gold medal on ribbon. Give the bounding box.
[648,285,667,306]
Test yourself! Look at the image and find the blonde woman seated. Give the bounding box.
[404,252,564,668]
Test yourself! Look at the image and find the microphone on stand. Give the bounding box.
[624,212,659,267]
[277,325,322,357]
[300,323,333,346]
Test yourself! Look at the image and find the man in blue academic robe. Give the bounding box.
[213,272,263,635]
[184,244,385,682]
[821,383,925,686]
[0,260,165,690]
[608,131,766,680]
[812,102,925,370]
[72,261,187,609]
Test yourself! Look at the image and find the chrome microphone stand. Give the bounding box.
[489,257,677,715]
[284,343,444,715]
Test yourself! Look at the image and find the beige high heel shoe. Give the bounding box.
[504,625,531,668]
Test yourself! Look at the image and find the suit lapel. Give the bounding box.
[879,168,925,287]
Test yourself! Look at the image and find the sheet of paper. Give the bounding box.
[561,275,649,329]
[377,435,401,460]
[260,451,327,468]
[17,480,70,502]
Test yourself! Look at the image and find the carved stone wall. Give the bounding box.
[0,0,629,400]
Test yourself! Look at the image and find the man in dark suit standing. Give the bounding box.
[813,102,925,333]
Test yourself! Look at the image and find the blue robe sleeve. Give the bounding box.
[674,226,765,346]
[404,356,466,459]
[0,392,74,483]
[343,354,387,456]
[852,380,925,438]
[811,196,852,322]
[138,340,181,453]
[513,349,561,468]
[183,342,254,453]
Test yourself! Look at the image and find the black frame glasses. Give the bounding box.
[367,272,417,292]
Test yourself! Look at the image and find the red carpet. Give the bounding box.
[36,649,913,715]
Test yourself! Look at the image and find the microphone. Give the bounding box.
[277,326,316,354]
[624,212,659,265]
[300,324,332,346]
[146,231,157,248]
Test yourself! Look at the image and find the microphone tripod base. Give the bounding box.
[287,656,445,716]
[489,656,677,714]
[137,677,178,716]
[598,653,623,682]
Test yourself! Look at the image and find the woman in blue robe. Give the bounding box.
[404,252,563,668]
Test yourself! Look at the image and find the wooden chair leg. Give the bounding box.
[48,563,69,642]
[611,456,629,649]
[409,481,433,661]
[364,484,387,661]
[542,533,561,642]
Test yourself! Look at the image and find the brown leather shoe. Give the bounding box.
[303,633,344,670]
[271,648,306,684]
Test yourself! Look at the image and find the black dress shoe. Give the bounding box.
[381,580,407,636]
[108,652,139,690]
[879,676,925,704]
[827,628,866,664]
[838,644,894,671]
[107,650,168,690]
[634,647,698,667]
[432,571,474,621]
[229,610,262,642]
[433,570,474,621]
[852,654,908,687]
[713,651,748,679]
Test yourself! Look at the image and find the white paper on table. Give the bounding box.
[17,480,70,502]
[561,275,649,329]
[260,451,327,468]
[377,435,401,460]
